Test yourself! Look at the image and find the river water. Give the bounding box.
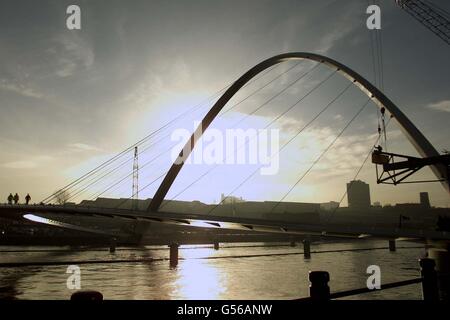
[0,240,426,300]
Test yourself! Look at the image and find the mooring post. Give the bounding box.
[70,290,103,301]
[419,258,439,301]
[426,247,450,301]
[303,239,311,259]
[389,240,396,252]
[169,243,179,268]
[290,240,296,247]
[213,241,219,250]
[309,271,330,301]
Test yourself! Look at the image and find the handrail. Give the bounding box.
[330,277,422,299]
[296,277,422,301]
[298,258,439,300]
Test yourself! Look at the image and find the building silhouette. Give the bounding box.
[420,192,431,208]
[347,180,371,209]
[220,193,245,205]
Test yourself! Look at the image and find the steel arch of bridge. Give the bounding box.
[148,52,448,212]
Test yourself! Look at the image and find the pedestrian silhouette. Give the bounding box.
[25,193,31,205]
[13,193,19,205]
[7,193,13,205]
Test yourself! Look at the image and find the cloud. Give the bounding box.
[122,56,193,107]
[51,35,95,78]
[316,24,354,54]
[55,58,78,78]
[272,125,377,184]
[1,155,54,170]
[68,143,101,152]
[1,160,37,169]
[0,79,43,99]
[427,100,450,113]
[312,2,362,54]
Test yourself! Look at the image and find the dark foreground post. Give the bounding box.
[389,240,396,252]
[213,241,219,250]
[71,290,103,301]
[169,243,179,268]
[303,239,311,259]
[420,258,439,301]
[309,271,330,301]
[427,247,450,301]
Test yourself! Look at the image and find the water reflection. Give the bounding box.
[175,259,226,299]
[0,241,424,300]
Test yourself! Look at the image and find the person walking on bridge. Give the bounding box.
[13,193,19,205]
[7,193,13,205]
[25,193,31,205]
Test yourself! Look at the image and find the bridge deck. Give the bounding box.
[0,204,448,241]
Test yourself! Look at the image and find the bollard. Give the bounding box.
[303,239,311,259]
[169,243,179,268]
[290,240,296,247]
[419,258,439,301]
[389,240,396,252]
[309,271,330,301]
[214,241,219,250]
[71,290,103,301]
[428,247,450,300]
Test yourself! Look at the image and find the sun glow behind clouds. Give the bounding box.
[61,101,376,205]
[55,60,448,207]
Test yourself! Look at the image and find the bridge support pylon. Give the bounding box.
[303,239,311,259]
[109,237,117,253]
[389,240,396,252]
[169,243,179,268]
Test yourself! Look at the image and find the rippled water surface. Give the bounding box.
[0,240,426,300]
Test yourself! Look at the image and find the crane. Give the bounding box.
[396,0,450,45]
[369,1,450,187]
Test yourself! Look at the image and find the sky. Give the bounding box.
[0,0,449,207]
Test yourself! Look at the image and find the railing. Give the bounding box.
[297,258,440,301]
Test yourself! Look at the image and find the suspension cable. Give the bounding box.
[375,0,384,91]
[219,62,304,117]
[86,143,177,201]
[162,69,340,210]
[202,79,352,213]
[225,63,321,129]
[80,62,303,203]
[92,170,170,210]
[41,84,229,203]
[269,98,371,213]
[66,102,213,202]
[323,116,392,225]
[50,64,288,203]
[105,63,321,207]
